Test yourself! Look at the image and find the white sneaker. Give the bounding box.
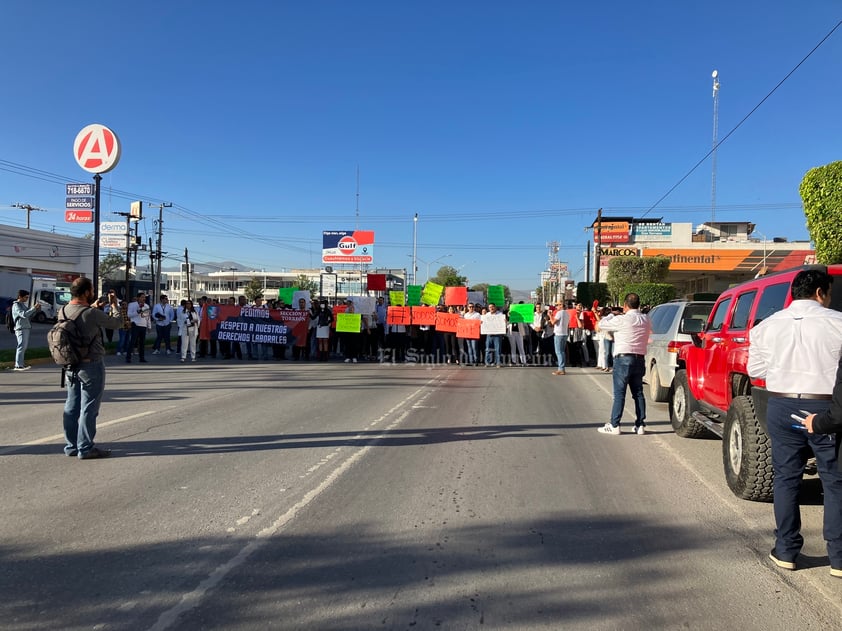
[152,350,160,355]
[13,365,31,371]
[166,350,172,355]
[597,423,621,435]
[344,358,351,363]
[352,358,358,363]
[635,425,646,435]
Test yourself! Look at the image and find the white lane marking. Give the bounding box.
[148,376,448,631]
[0,408,174,456]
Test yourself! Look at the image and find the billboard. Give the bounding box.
[322,230,375,264]
[593,221,630,244]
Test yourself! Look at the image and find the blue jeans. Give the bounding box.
[117,328,129,354]
[485,335,502,366]
[466,339,478,364]
[767,397,842,568]
[15,328,30,368]
[63,360,106,456]
[553,334,566,371]
[610,354,646,428]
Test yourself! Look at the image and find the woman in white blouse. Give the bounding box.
[177,299,200,362]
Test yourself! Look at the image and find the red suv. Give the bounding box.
[670,264,842,502]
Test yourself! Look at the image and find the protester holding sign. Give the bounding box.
[481,303,506,367]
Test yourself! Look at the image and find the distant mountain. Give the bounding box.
[509,289,535,303]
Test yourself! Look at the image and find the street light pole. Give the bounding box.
[711,69,720,224]
[412,213,418,286]
[228,267,237,298]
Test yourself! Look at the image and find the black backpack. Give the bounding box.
[5,308,15,334]
[48,306,91,367]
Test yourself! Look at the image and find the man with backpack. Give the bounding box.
[11,289,41,371]
[59,277,124,460]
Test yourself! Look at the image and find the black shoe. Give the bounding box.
[65,449,78,457]
[78,447,111,460]
[769,550,796,570]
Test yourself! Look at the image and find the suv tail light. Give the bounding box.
[667,340,690,353]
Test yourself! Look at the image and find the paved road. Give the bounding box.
[2,357,840,630]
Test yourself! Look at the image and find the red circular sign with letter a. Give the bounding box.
[74,124,121,174]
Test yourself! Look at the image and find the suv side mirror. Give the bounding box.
[680,318,704,335]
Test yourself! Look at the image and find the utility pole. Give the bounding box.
[115,204,142,301]
[546,241,560,303]
[148,202,172,296]
[11,203,46,229]
[594,208,603,285]
[184,248,191,300]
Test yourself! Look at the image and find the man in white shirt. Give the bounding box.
[551,301,570,375]
[748,268,842,576]
[126,292,151,363]
[595,293,651,435]
[151,295,175,355]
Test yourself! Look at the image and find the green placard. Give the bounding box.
[335,313,361,333]
[389,290,405,306]
[407,285,423,307]
[487,285,505,306]
[421,281,444,306]
[509,303,534,323]
[277,287,297,305]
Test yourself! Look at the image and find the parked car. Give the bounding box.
[644,300,714,402]
[670,264,842,502]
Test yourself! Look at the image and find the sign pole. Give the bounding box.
[93,173,102,296]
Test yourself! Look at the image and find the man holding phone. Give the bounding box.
[748,269,842,577]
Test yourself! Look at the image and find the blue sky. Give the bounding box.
[1,1,840,289]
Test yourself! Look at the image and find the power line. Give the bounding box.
[640,19,842,219]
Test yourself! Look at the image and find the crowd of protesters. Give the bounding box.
[97,291,637,370]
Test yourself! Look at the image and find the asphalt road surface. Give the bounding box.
[2,355,841,630]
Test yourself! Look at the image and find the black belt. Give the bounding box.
[768,392,832,401]
[615,353,644,359]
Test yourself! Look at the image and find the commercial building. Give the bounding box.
[0,224,93,283]
[162,266,407,304]
[591,217,814,296]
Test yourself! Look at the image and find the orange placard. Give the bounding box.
[411,306,436,326]
[330,304,347,328]
[456,318,481,339]
[444,286,468,306]
[386,306,411,326]
[435,312,460,332]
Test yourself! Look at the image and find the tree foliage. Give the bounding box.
[430,265,467,287]
[471,282,512,305]
[575,282,610,308]
[606,256,670,302]
[98,253,125,281]
[244,277,264,302]
[625,283,676,307]
[800,160,842,264]
[296,274,319,298]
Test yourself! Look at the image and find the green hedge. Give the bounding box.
[575,282,610,307]
[624,283,676,307]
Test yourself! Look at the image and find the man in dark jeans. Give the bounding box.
[126,292,151,364]
[749,269,842,577]
[594,293,651,435]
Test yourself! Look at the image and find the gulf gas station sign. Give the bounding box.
[322,230,375,264]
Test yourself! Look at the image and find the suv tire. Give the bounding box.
[722,395,773,502]
[670,370,711,438]
[648,361,671,402]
